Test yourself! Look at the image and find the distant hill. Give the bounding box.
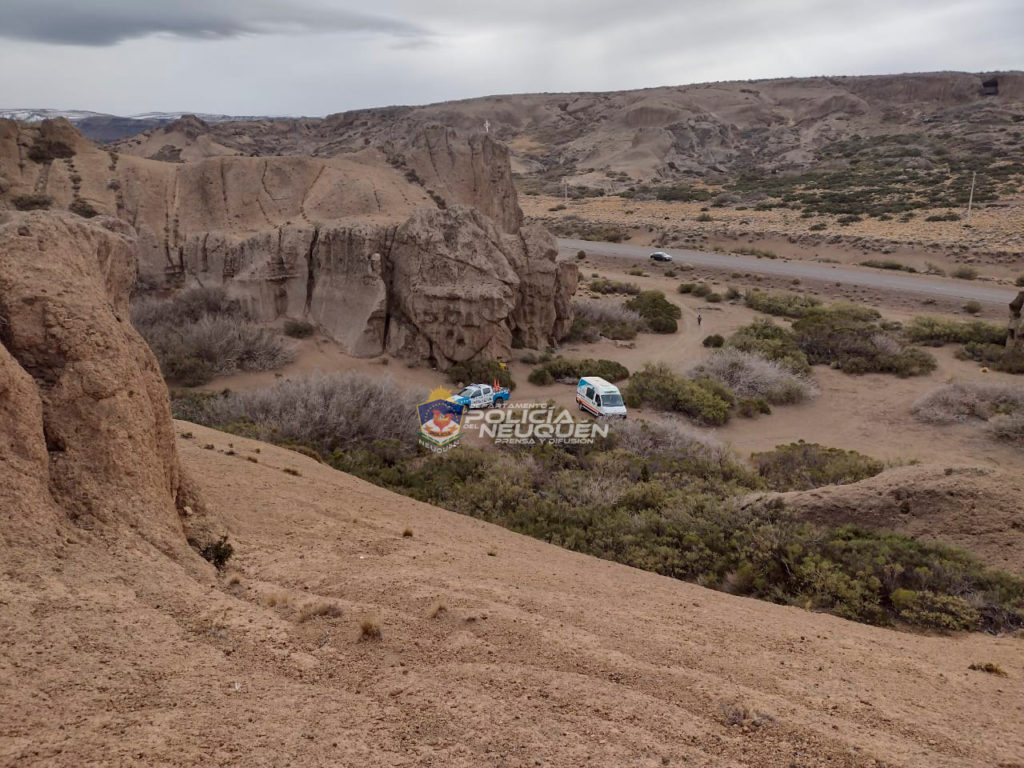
[101,71,1024,194]
[0,108,282,142]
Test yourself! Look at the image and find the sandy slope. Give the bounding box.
[169,426,1024,765]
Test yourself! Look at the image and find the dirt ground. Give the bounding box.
[32,422,1020,767]
[202,260,1023,472]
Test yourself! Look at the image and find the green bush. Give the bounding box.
[963,300,982,315]
[703,334,725,348]
[903,316,1006,346]
[727,319,811,375]
[528,357,629,386]
[958,343,1024,374]
[190,535,234,571]
[12,194,52,211]
[589,278,640,295]
[952,266,979,280]
[678,282,695,294]
[624,291,682,334]
[705,292,723,303]
[925,212,961,222]
[568,300,644,341]
[447,360,514,390]
[625,363,733,425]
[737,398,772,417]
[752,441,884,491]
[68,198,99,218]
[283,319,315,338]
[744,290,822,318]
[860,259,917,273]
[792,305,936,377]
[1016,274,1024,288]
[27,138,75,163]
[691,283,713,298]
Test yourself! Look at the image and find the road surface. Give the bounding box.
[559,238,1018,307]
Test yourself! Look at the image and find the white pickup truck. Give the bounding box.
[452,383,511,409]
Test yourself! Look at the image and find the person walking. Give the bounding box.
[697,312,703,327]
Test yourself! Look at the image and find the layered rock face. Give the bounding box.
[0,211,217,565]
[0,121,576,369]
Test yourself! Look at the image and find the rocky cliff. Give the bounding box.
[0,121,576,369]
[0,211,219,570]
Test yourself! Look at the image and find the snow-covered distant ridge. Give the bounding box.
[0,108,281,123]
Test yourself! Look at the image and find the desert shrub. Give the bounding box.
[962,300,982,315]
[925,212,961,222]
[687,349,817,405]
[27,138,75,163]
[624,291,681,334]
[627,267,646,276]
[1016,274,1024,288]
[752,441,883,491]
[568,300,644,341]
[282,319,315,338]
[725,286,742,300]
[792,305,936,377]
[744,290,822,318]
[171,372,420,455]
[186,384,1024,632]
[727,319,811,375]
[132,288,293,386]
[624,363,733,425]
[952,266,979,280]
[189,535,233,571]
[911,381,1024,424]
[957,343,1024,373]
[705,292,723,303]
[12,194,52,211]
[529,357,629,385]
[68,198,98,218]
[737,398,772,417]
[696,212,713,222]
[968,662,1008,676]
[588,278,640,295]
[703,334,725,348]
[691,283,713,298]
[988,412,1024,445]
[447,360,514,390]
[903,316,1006,346]
[678,282,695,294]
[808,222,827,231]
[860,259,917,273]
[890,589,978,631]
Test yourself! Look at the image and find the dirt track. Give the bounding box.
[559,238,1019,307]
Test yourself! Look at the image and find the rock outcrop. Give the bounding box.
[0,121,577,369]
[0,211,219,567]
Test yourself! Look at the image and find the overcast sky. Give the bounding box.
[0,0,1020,116]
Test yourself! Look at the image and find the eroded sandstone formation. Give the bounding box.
[0,211,219,567]
[0,120,576,369]
[1010,291,1023,349]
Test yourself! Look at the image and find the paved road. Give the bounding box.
[559,238,1018,307]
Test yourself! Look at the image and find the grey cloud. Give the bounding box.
[0,0,430,46]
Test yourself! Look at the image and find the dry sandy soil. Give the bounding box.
[49,422,1023,767]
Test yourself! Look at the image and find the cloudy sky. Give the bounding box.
[0,0,1020,116]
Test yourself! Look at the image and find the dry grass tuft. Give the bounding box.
[297,601,343,623]
[359,618,382,641]
[968,662,1008,677]
[402,528,414,538]
[428,601,448,619]
[262,590,291,608]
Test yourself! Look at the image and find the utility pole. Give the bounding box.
[966,170,977,222]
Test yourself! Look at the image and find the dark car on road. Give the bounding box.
[649,251,673,262]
